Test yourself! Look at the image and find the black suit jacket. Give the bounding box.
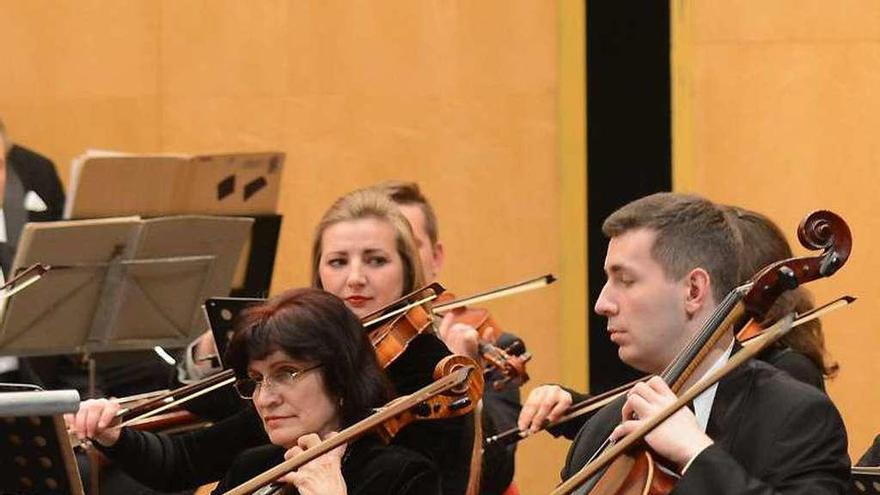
[7,144,65,221]
[562,358,851,494]
[1,144,65,275]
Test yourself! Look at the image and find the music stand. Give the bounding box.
[64,150,284,299]
[203,297,265,365]
[0,389,84,495]
[0,215,252,357]
[854,467,880,494]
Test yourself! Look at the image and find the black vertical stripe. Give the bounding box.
[587,1,672,393]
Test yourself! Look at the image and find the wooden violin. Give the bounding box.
[221,355,483,495]
[362,283,446,368]
[431,274,555,390]
[435,292,531,391]
[555,209,852,495]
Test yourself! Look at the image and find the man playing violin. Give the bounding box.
[368,180,525,493]
[532,193,851,493]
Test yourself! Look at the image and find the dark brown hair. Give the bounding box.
[224,288,392,426]
[726,205,838,377]
[602,192,740,304]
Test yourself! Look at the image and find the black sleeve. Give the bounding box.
[546,386,592,440]
[674,396,850,495]
[479,407,515,495]
[356,452,442,495]
[97,408,268,490]
[561,396,624,483]
[7,144,65,221]
[480,333,523,495]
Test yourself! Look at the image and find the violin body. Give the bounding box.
[375,355,484,443]
[367,301,434,368]
[363,283,444,369]
[589,451,677,495]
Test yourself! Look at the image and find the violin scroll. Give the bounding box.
[797,210,852,276]
[375,355,483,443]
[743,210,851,316]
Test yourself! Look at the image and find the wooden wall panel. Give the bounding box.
[674,0,880,461]
[0,1,584,491]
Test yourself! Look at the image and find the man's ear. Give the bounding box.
[683,268,712,318]
[432,241,445,274]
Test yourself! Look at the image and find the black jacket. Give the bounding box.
[214,436,440,495]
[562,358,851,494]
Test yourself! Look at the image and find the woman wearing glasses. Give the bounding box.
[213,287,439,494]
[69,190,469,494]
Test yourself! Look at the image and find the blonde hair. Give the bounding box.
[311,189,426,295]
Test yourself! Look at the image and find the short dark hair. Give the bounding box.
[370,180,440,245]
[224,288,391,426]
[602,192,740,304]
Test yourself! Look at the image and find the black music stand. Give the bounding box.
[0,389,83,495]
[854,467,880,494]
[204,297,265,364]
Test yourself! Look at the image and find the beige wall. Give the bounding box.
[673,0,880,461]
[0,1,585,491]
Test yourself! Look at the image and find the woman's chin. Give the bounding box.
[268,428,302,449]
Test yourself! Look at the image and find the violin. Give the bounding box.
[221,355,483,495]
[361,273,554,384]
[431,274,555,390]
[555,209,852,495]
[435,292,531,391]
[362,283,446,368]
[92,275,550,437]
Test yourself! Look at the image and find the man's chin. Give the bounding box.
[618,349,651,373]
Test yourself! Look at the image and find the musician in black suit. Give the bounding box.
[559,193,850,493]
[0,118,65,276]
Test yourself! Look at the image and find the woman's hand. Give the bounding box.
[64,398,123,447]
[279,432,347,495]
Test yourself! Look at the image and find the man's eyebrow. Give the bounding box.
[607,263,626,274]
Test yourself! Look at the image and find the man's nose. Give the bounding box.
[594,283,617,316]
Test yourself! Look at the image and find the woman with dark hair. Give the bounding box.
[68,189,471,494]
[213,287,438,494]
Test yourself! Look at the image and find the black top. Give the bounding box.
[562,359,851,494]
[213,436,440,495]
[759,344,825,392]
[98,333,482,495]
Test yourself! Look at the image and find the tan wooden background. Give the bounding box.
[673,0,880,462]
[0,1,586,491]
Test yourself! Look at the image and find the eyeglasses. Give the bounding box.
[234,363,323,399]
